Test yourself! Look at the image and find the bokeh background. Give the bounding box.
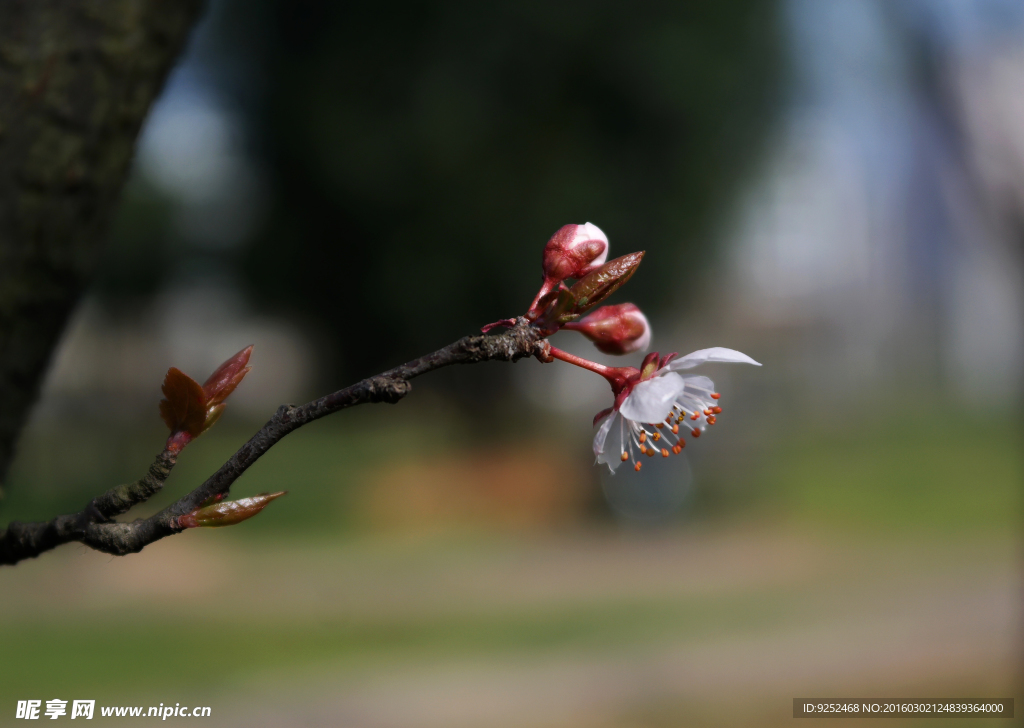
[1,0,1021,726]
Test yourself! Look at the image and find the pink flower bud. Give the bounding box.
[563,303,651,355]
[526,223,609,319]
[542,222,609,282]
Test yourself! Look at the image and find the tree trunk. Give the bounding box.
[0,0,205,486]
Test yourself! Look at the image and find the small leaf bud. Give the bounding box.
[566,252,644,315]
[203,345,253,407]
[177,491,287,529]
[158,346,254,449]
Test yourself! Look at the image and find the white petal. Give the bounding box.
[682,375,715,395]
[593,412,614,456]
[668,347,761,370]
[571,222,609,267]
[619,372,686,423]
[593,412,624,472]
[573,222,608,245]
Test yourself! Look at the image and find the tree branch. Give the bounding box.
[0,319,548,565]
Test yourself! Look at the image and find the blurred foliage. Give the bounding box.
[2,403,1017,539]
[98,0,783,383]
[1,405,1016,722]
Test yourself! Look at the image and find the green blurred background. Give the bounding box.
[1,0,1021,726]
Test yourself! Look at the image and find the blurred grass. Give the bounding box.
[0,591,799,696]
[764,407,1021,535]
[2,402,1019,536]
[0,402,1018,725]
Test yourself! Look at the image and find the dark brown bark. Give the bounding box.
[0,0,206,486]
[0,319,548,565]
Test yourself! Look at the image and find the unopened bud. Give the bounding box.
[527,223,609,319]
[542,223,609,282]
[564,303,651,355]
[203,345,253,407]
[177,491,287,529]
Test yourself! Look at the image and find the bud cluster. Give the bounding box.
[484,223,760,475]
[485,222,652,355]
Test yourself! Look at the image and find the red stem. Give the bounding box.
[548,345,613,376]
[547,345,639,399]
[524,277,556,320]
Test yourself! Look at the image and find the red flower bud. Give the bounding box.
[177,491,287,529]
[542,222,609,282]
[563,303,651,355]
[527,223,609,319]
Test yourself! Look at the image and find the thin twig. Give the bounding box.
[0,319,547,565]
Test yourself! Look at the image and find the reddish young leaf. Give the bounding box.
[159,367,208,437]
[203,345,253,406]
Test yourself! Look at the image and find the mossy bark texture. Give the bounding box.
[0,0,205,485]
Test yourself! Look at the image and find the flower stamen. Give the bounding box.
[590,347,759,474]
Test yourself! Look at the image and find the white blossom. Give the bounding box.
[594,348,760,472]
